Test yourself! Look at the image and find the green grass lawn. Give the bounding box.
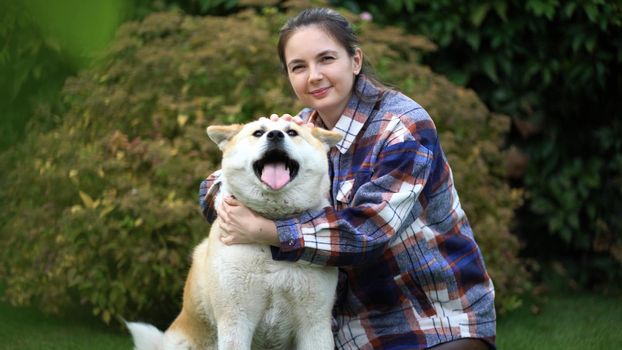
[1,291,620,349]
[0,301,132,350]
[497,291,622,349]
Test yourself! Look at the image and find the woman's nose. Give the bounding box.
[308,65,323,82]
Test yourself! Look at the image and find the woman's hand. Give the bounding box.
[269,113,314,128]
[216,196,279,246]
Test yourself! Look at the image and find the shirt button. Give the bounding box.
[288,239,295,246]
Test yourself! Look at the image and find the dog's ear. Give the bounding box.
[311,128,343,148]
[206,124,244,150]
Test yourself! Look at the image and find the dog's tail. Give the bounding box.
[126,321,164,350]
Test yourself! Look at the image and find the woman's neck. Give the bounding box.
[316,91,353,129]
[317,112,339,129]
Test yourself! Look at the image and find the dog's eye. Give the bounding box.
[253,130,265,137]
[286,130,298,137]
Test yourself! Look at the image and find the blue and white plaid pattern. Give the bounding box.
[199,76,496,349]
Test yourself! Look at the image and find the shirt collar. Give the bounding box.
[309,75,381,154]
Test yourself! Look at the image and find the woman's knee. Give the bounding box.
[428,338,490,350]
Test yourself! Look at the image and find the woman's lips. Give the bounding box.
[309,86,330,98]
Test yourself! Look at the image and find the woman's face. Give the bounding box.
[284,25,362,128]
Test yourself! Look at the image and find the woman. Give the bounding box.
[199,7,496,350]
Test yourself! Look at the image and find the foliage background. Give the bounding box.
[0,0,130,151]
[0,0,528,326]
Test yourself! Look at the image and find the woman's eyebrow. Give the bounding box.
[287,50,340,68]
[316,50,338,57]
[287,58,305,68]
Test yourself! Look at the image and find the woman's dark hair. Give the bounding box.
[277,7,388,101]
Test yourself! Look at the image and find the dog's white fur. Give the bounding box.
[127,118,342,349]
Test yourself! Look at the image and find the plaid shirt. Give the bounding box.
[199,76,496,349]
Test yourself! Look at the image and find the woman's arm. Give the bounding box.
[208,112,436,268]
[271,136,434,267]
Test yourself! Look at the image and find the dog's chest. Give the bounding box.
[215,243,316,290]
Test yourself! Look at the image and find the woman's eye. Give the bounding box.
[291,65,303,72]
[321,56,335,62]
[253,130,265,137]
[287,129,298,137]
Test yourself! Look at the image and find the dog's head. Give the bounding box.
[207,118,342,218]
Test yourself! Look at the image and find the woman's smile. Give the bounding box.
[309,86,331,98]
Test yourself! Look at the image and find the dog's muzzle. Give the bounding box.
[253,146,300,191]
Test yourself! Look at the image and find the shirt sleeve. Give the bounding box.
[271,136,434,267]
[198,169,222,223]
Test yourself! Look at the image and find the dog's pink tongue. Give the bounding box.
[261,162,290,190]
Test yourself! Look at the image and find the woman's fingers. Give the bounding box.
[267,114,312,127]
[223,196,240,206]
[217,196,247,245]
[217,196,237,220]
[269,113,293,121]
[217,206,234,245]
[287,114,306,126]
[216,202,227,221]
[216,198,233,232]
[220,234,234,245]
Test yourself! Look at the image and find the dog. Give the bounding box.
[127,117,342,349]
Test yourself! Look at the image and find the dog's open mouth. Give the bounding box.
[253,149,300,191]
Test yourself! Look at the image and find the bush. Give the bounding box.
[0,4,527,326]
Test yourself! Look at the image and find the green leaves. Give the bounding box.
[470,3,491,27]
[525,0,559,20]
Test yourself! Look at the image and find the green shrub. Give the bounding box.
[0,5,527,326]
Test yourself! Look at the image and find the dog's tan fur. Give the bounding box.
[128,118,342,350]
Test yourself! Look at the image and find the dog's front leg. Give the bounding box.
[217,321,251,350]
[216,313,260,350]
[294,316,335,350]
[212,279,268,350]
[292,269,338,350]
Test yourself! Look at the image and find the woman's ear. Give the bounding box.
[353,47,363,75]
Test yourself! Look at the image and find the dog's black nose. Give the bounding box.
[266,130,284,142]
